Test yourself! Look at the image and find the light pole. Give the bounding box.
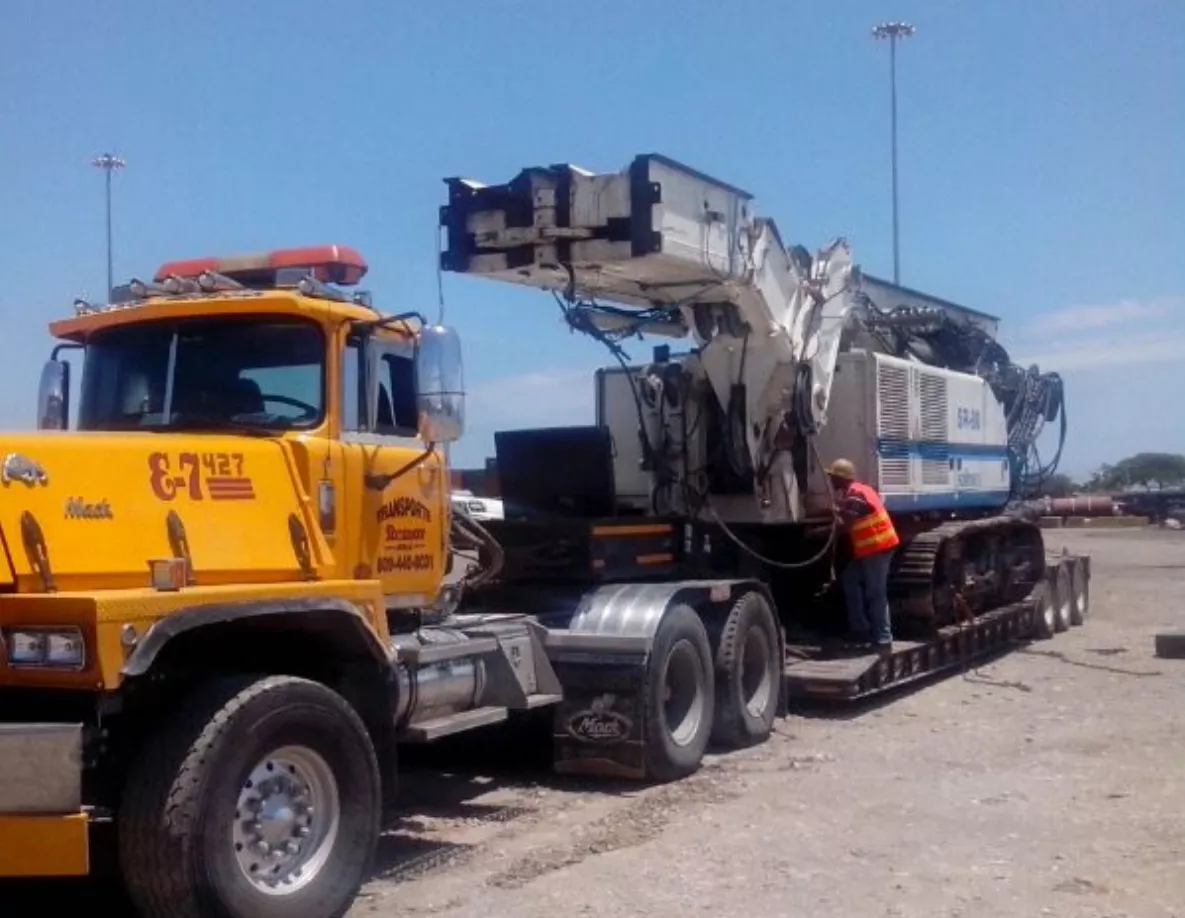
[872,21,915,285]
[91,153,126,299]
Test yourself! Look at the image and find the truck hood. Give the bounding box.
[0,432,319,592]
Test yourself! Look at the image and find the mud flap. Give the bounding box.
[549,646,649,780]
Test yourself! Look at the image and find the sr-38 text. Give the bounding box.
[956,407,982,430]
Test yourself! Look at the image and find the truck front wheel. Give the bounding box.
[118,674,381,918]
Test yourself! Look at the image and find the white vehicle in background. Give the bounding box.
[451,489,505,521]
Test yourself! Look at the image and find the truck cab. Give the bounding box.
[29,245,463,597]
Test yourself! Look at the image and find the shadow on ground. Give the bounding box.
[2,639,1048,914]
[0,711,641,915]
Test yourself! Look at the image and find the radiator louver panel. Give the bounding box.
[918,370,949,442]
[921,458,950,486]
[879,458,911,487]
[877,363,910,439]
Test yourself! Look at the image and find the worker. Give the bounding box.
[827,458,900,652]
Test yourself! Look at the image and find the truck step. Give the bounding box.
[402,706,509,743]
[520,692,563,710]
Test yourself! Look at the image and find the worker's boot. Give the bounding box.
[822,632,868,657]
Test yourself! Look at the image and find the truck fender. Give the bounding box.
[566,578,778,652]
[120,596,392,679]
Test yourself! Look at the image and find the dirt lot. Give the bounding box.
[11,528,1185,918]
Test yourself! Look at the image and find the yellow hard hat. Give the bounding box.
[826,458,856,480]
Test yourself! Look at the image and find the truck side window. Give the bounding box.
[341,342,364,431]
[341,339,418,437]
[381,352,418,435]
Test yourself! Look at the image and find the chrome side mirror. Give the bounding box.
[37,360,70,430]
[414,325,465,443]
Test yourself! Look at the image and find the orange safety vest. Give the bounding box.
[845,481,900,558]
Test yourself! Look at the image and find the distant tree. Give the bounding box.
[1038,473,1078,498]
[1084,453,1185,492]
[1082,464,1114,493]
[1018,472,1078,501]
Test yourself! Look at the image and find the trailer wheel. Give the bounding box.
[644,604,715,782]
[1053,563,1073,633]
[711,590,780,749]
[118,674,381,918]
[1032,582,1056,640]
[1069,559,1090,626]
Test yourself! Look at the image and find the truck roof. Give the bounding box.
[50,244,417,341]
[49,289,389,341]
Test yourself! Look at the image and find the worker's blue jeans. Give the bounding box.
[840,549,894,646]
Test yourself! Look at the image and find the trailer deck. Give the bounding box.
[477,514,1089,712]
[782,594,1038,701]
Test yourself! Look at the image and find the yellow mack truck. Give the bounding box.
[1,245,475,916]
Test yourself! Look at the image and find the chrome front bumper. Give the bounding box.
[0,723,89,877]
[0,722,83,813]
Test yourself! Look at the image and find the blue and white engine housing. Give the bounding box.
[808,350,1011,518]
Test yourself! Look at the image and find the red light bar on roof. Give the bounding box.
[154,245,369,286]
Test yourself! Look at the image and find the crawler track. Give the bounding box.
[889,515,1046,632]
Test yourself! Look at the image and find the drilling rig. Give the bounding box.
[439,152,1075,638]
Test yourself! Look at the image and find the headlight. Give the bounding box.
[4,627,86,669]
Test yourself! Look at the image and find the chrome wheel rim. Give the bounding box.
[1074,567,1088,619]
[1057,569,1072,627]
[1041,594,1056,631]
[232,745,340,895]
[663,639,706,747]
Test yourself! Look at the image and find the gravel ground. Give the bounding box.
[9,527,1185,918]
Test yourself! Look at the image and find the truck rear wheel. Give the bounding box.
[711,590,780,749]
[644,604,714,782]
[118,674,381,918]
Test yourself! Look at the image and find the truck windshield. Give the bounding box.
[78,317,325,432]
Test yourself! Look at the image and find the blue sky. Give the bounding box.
[1,0,1181,479]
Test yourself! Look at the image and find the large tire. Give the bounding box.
[1031,581,1056,640]
[711,590,781,749]
[1070,559,1090,626]
[643,604,715,782]
[1053,563,1073,633]
[118,674,381,918]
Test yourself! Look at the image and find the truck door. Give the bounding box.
[339,333,447,604]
